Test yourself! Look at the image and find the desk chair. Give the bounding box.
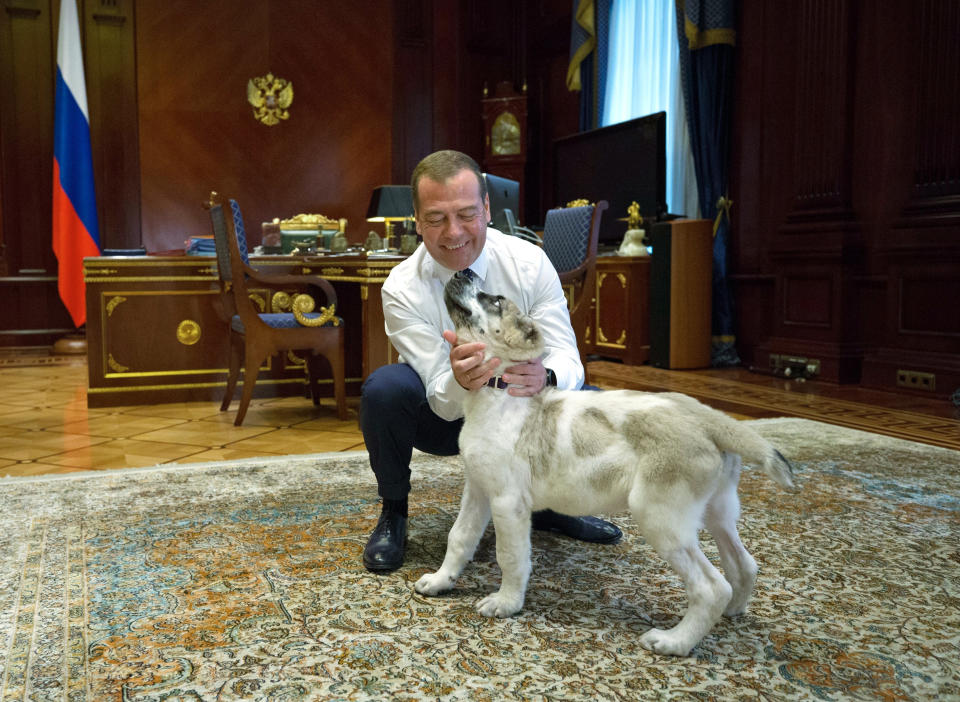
[541,200,608,366]
[205,192,348,425]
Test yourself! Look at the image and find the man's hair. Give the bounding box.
[411,150,487,213]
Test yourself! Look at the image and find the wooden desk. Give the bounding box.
[83,253,405,407]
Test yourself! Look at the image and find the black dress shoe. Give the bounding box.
[531,509,622,544]
[363,512,407,572]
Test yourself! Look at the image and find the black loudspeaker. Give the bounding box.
[649,219,713,369]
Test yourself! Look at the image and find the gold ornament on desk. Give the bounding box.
[247,73,293,126]
[280,212,340,254]
[617,201,649,257]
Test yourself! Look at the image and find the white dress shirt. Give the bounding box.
[382,227,584,421]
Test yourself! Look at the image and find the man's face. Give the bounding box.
[415,169,490,272]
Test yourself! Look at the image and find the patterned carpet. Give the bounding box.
[1,418,958,701]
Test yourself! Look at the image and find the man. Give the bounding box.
[360,150,621,572]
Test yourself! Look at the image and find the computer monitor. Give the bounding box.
[553,111,667,246]
[482,173,520,233]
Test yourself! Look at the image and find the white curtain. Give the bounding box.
[602,0,700,218]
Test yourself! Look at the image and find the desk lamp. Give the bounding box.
[365,185,414,250]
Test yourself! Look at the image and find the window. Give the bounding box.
[603,0,699,218]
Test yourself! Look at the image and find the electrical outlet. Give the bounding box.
[769,354,820,379]
[897,370,936,392]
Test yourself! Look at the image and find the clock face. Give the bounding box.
[491,111,521,155]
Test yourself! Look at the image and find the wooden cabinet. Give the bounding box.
[585,255,651,365]
[84,253,404,407]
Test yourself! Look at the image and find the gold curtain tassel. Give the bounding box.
[713,196,733,238]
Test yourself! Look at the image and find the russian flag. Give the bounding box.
[52,0,100,328]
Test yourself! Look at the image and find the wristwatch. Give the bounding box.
[545,368,557,387]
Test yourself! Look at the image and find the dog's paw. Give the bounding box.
[414,572,455,596]
[639,628,695,657]
[476,591,523,618]
[723,599,750,618]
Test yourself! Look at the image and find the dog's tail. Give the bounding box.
[710,416,797,491]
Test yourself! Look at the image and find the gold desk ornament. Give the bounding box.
[279,213,340,231]
[566,198,591,208]
[247,73,293,126]
[291,294,339,328]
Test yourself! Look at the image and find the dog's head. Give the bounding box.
[444,270,544,362]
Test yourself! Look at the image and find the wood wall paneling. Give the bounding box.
[393,0,434,184]
[0,0,75,343]
[136,0,393,252]
[0,1,55,276]
[84,0,140,250]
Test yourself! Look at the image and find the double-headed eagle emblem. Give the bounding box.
[247,73,293,126]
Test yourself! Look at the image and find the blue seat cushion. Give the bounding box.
[231,313,343,334]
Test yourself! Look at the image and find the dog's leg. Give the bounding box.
[476,495,531,618]
[415,481,491,596]
[636,512,732,656]
[704,453,758,617]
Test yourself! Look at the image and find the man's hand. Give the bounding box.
[500,357,548,397]
[443,330,500,391]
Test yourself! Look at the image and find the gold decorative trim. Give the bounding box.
[86,276,217,283]
[89,376,365,393]
[287,350,305,367]
[321,267,345,276]
[107,354,129,373]
[565,198,591,208]
[271,291,292,312]
[249,293,266,312]
[360,285,369,301]
[176,319,201,346]
[247,73,293,126]
[291,295,339,327]
[105,296,126,316]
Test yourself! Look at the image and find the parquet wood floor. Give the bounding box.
[1,351,957,478]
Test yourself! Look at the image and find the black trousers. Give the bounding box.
[359,362,599,500]
[359,363,463,500]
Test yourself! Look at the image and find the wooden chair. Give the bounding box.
[541,200,608,366]
[204,192,348,425]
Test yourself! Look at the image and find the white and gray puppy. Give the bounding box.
[414,270,797,657]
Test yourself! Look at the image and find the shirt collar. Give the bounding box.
[425,239,490,284]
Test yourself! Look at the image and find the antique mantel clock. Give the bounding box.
[481,81,528,220]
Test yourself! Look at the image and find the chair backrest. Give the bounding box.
[206,192,256,323]
[542,205,597,275]
[228,198,251,264]
[540,200,608,364]
[542,201,607,279]
[208,198,234,284]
